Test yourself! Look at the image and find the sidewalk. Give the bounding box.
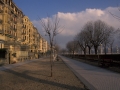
[0,57,86,90]
[0,59,40,71]
[60,56,120,90]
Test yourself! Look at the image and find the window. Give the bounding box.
[25,36,26,40]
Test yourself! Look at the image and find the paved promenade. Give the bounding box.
[0,57,85,90]
[0,59,40,71]
[60,56,120,90]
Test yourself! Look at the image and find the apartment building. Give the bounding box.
[42,38,48,55]
[0,0,24,62]
[0,0,50,63]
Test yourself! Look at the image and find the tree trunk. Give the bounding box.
[111,45,113,54]
[88,47,91,55]
[51,63,52,77]
[104,44,107,55]
[84,48,86,55]
[50,48,53,77]
[94,46,98,55]
[83,48,86,60]
[72,51,74,58]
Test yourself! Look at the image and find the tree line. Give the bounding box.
[65,20,119,55]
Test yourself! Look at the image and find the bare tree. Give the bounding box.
[40,15,62,77]
[109,6,120,44]
[75,20,115,55]
[109,6,120,22]
[82,21,93,54]
[102,26,114,54]
[75,30,87,55]
[89,20,110,54]
[66,40,78,57]
[109,39,114,54]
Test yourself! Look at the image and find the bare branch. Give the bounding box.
[40,14,63,77]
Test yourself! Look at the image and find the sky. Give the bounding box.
[13,0,120,48]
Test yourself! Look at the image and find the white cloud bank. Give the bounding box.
[32,7,120,48]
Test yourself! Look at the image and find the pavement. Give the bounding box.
[60,56,120,90]
[0,59,40,71]
[0,57,85,90]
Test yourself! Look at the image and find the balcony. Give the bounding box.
[4,40,20,46]
[5,34,13,38]
[11,9,14,14]
[4,40,15,45]
[20,45,29,51]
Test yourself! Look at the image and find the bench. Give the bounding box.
[98,59,113,67]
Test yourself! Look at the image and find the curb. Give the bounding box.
[60,56,96,90]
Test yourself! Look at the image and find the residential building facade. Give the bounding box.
[0,0,50,63]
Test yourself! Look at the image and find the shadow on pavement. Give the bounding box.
[2,67,84,90]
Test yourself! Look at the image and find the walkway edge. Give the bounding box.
[0,58,44,71]
[60,56,96,90]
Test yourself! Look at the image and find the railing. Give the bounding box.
[5,34,14,38]
[4,40,14,45]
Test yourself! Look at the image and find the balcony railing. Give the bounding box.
[4,40,14,45]
[4,40,20,45]
[5,34,16,39]
[5,34,13,38]
[11,9,14,14]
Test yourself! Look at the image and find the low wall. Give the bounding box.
[64,54,120,61]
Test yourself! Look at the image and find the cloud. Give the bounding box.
[32,7,120,48]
